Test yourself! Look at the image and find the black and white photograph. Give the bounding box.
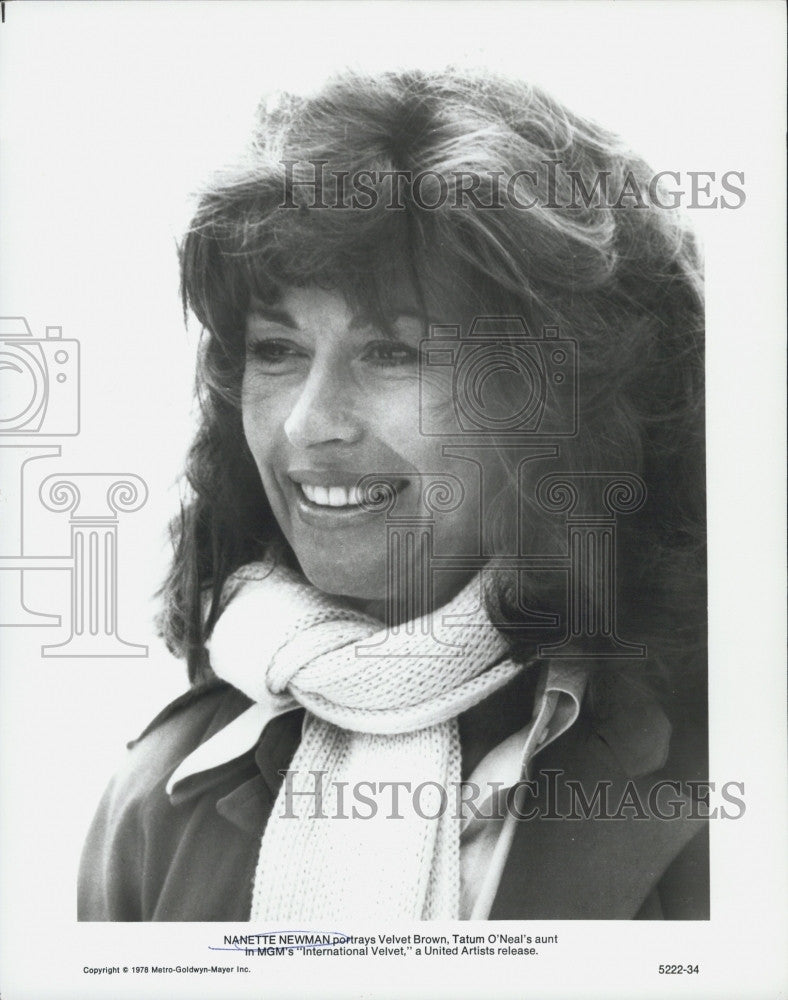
[0,2,785,998]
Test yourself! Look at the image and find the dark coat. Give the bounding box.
[78,680,709,921]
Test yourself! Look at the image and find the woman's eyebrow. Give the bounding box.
[247,305,298,329]
[349,308,428,336]
[247,303,429,337]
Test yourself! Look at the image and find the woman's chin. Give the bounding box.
[297,557,390,608]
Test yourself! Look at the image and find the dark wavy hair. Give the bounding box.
[159,68,706,745]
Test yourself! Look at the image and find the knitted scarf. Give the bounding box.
[207,558,525,921]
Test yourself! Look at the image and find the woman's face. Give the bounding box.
[242,283,509,615]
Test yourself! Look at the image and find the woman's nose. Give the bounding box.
[283,361,364,448]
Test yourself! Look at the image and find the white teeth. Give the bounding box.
[313,485,330,506]
[300,483,363,507]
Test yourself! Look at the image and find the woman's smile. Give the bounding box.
[286,469,411,522]
[299,483,365,508]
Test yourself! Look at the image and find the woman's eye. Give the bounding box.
[245,339,304,368]
[362,341,419,368]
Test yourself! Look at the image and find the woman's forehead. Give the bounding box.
[248,259,480,330]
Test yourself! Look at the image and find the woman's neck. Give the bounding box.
[349,567,477,625]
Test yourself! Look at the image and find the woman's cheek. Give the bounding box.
[241,391,266,459]
[242,378,290,449]
[416,375,458,437]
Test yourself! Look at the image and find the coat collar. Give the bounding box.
[166,661,671,806]
[489,702,696,920]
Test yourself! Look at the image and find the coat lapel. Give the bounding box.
[490,718,706,919]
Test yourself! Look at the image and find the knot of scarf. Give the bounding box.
[208,557,525,920]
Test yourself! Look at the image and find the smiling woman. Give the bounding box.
[78,68,708,922]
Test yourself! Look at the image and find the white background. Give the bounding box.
[0,2,785,998]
